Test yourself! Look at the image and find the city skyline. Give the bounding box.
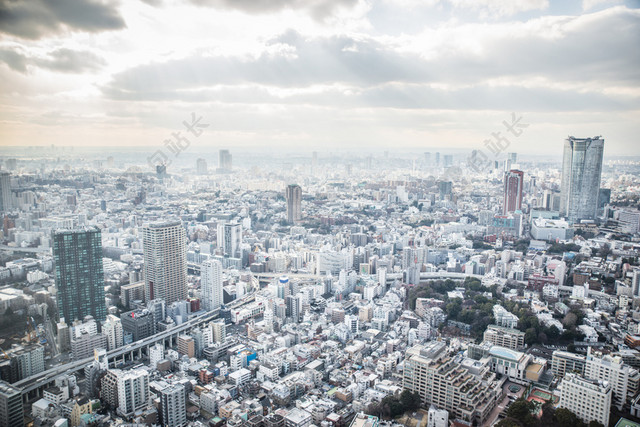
[0,1,638,155]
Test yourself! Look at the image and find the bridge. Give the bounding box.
[15,308,222,401]
[0,245,51,254]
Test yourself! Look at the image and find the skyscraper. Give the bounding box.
[286,184,302,224]
[216,222,242,258]
[53,227,107,324]
[503,169,524,215]
[196,158,208,175]
[201,259,223,312]
[218,149,232,172]
[560,136,604,223]
[0,172,11,213]
[142,220,187,304]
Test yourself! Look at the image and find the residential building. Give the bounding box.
[403,342,499,425]
[142,220,187,304]
[160,384,187,427]
[201,259,223,312]
[53,227,107,323]
[559,373,611,426]
[286,184,302,224]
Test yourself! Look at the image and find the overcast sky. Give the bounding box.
[0,0,638,156]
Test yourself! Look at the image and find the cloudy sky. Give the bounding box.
[0,0,638,156]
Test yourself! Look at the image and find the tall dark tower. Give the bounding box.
[53,227,106,324]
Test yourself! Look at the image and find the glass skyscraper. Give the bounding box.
[53,227,107,324]
[560,136,604,223]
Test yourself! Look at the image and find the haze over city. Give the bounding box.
[0,0,639,154]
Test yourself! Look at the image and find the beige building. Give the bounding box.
[402,342,500,425]
[559,373,611,426]
[483,325,525,350]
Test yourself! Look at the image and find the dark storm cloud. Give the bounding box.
[0,0,126,39]
[0,48,105,73]
[188,0,359,20]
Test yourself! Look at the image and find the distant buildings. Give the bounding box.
[142,220,187,304]
[196,158,208,175]
[218,149,232,173]
[286,184,302,224]
[503,169,523,215]
[53,227,107,324]
[560,136,604,223]
[217,222,242,258]
[0,172,11,213]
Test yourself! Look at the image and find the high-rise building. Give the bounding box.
[0,381,23,427]
[217,222,242,258]
[102,314,123,351]
[285,184,302,224]
[53,227,107,324]
[584,347,640,410]
[503,169,524,215]
[559,373,611,427]
[196,158,208,175]
[211,319,226,343]
[437,181,452,201]
[160,384,187,427]
[142,220,187,304]
[117,369,150,417]
[201,259,223,312]
[0,172,11,213]
[218,149,232,172]
[560,136,604,223]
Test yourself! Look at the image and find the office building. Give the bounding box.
[218,149,232,172]
[0,381,23,427]
[53,227,107,324]
[403,342,498,425]
[503,169,524,215]
[551,350,586,378]
[196,158,208,175]
[121,309,155,342]
[585,348,640,410]
[217,222,242,258]
[560,136,604,223]
[142,220,187,304]
[117,369,150,417]
[71,330,107,360]
[201,259,223,312]
[286,184,302,224]
[0,172,11,213]
[559,373,611,427]
[160,384,187,427]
